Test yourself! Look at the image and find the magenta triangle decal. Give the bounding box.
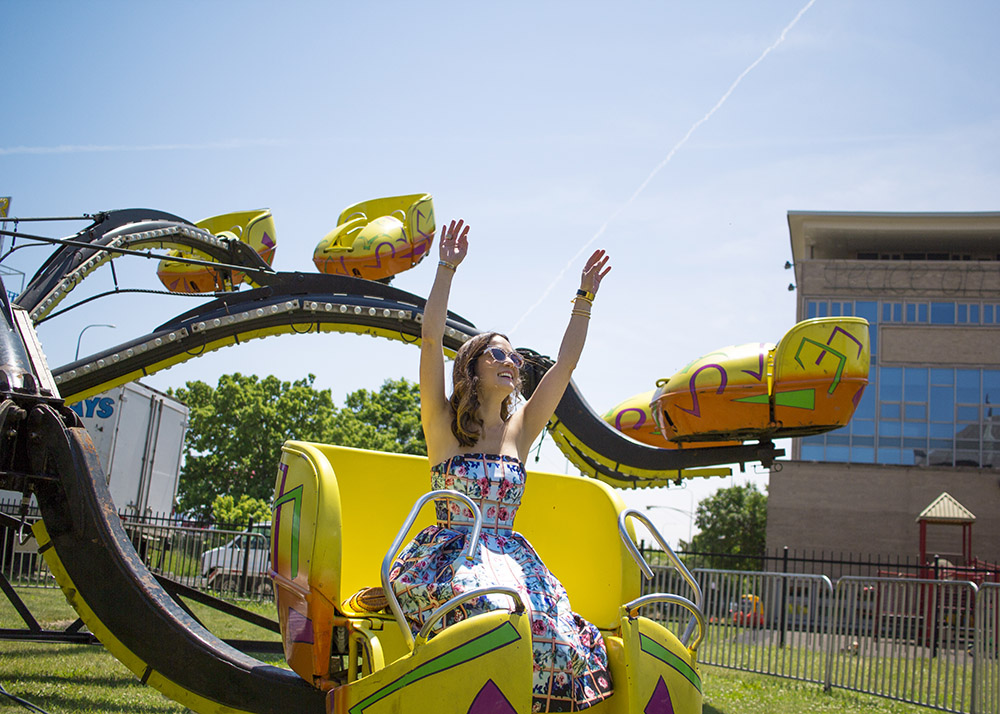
[466,679,516,714]
[286,607,314,644]
[644,676,675,714]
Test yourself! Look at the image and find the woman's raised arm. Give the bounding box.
[513,249,611,456]
[420,220,470,455]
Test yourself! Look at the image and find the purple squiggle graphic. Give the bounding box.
[677,364,728,417]
[742,343,768,381]
[816,326,864,365]
[614,408,647,431]
[365,241,397,270]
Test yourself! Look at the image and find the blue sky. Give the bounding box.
[3,1,999,545]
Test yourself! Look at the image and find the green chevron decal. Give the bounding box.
[639,634,702,693]
[348,620,522,714]
[733,389,815,409]
[273,484,303,579]
[732,393,769,405]
[775,389,815,409]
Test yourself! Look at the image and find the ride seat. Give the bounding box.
[270,442,640,688]
[312,194,435,280]
[770,316,870,436]
[156,209,276,293]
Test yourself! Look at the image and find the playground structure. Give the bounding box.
[0,203,870,713]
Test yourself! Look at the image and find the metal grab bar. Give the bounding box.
[380,489,484,650]
[619,508,704,645]
[415,585,526,645]
[347,621,385,680]
[618,508,703,606]
[625,593,706,651]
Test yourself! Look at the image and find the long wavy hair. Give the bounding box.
[449,331,523,447]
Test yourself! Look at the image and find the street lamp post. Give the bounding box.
[75,323,116,360]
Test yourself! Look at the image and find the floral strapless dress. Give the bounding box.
[388,453,613,712]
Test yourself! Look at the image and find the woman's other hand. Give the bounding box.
[581,249,611,294]
[439,219,470,268]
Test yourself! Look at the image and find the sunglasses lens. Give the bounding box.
[484,347,523,368]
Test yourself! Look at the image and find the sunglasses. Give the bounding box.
[481,347,524,368]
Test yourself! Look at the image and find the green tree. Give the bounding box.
[170,373,336,517]
[328,377,426,455]
[211,494,271,527]
[679,484,767,571]
[171,374,425,518]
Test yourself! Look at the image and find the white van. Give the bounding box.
[200,531,270,581]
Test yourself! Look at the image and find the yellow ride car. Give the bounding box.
[270,444,706,714]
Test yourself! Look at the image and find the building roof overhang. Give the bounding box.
[788,211,1000,262]
[917,491,976,524]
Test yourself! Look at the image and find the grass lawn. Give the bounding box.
[702,666,931,714]
[0,641,188,713]
[0,588,940,714]
[0,587,282,713]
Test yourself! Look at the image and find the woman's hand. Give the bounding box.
[580,249,611,294]
[514,248,610,457]
[439,219,470,268]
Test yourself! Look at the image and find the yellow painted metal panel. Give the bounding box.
[650,317,870,443]
[617,615,703,714]
[330,612,533,714]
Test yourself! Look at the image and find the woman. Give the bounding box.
[389,219,612,712]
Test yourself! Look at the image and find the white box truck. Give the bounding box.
[68,381,188,516]
[0,381,187,575]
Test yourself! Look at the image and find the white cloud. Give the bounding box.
[0,139,287,156]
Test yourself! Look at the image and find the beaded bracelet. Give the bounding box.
[438,260,457,272]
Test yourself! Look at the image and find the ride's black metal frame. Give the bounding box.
[0,275,325,713]
[0,509,98,644]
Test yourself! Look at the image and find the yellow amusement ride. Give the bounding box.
[0,195,869,714]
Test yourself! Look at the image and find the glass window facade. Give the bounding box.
[866,299,1000,325]
[801,299,1000,468]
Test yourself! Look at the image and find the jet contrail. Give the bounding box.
[0,138,286,156]
[511,0,817,334]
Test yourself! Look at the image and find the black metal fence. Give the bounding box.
[8,499,998,601]
[640,544,1000,584]
[0,501,272,600]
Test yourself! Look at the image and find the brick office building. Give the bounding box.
[767,211,1000,576]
